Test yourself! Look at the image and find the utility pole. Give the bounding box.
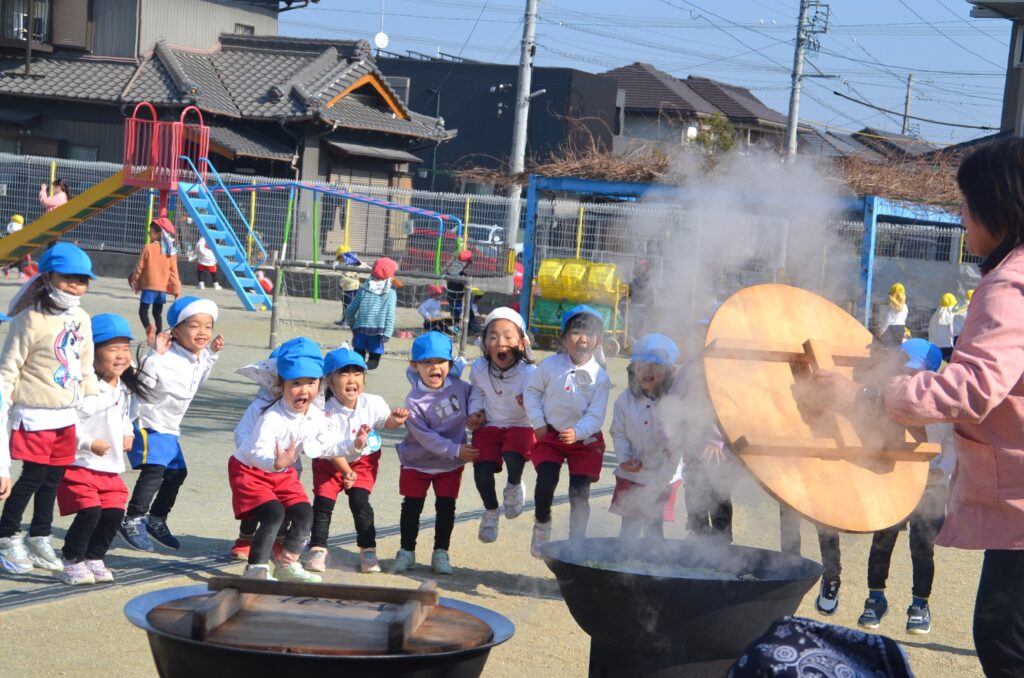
[503,0,539,255]
[901,74,914,135]
[784,0,810,159]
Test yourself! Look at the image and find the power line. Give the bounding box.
[932,0,1007,45]
[833,90,998,130]
[894,0,1003,68]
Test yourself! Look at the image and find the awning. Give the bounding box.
[325,140,422,163]
[0,109,40,128]
[206,123,294,161]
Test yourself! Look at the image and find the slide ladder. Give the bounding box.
[176,158,272,311]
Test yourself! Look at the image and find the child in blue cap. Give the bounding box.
[120,296,224,552]
[523,305,611,557]
[0,243,100,575]
[306,346,408,574]
[55,314,149,585]
[230,346,330,582]
[393,331,477,575]
[857,338,953,636]
[610,333,683,539]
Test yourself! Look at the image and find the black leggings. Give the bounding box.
[533,461,592,539]
[139,300,164,334]
[249,500,313,565]
[353,348,382,371]
[310,489,377,549]
[867,485,945,598]
[473,453,527,511]
[62,507,125,562]
[400,496,456,552]
[126,465,187,520]
[0,462,66,538]
[975,550,1024,677]
[684,458,733,541]
[197,269,218,286]
[780,506,842,583]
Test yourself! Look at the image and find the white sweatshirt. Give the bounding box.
[322,393,391,460]
[134,342,219,435]
[610,389,680,486]
[196,237,217,267]
[468,357,535,428]
[74,379,134,473]
[417,298,444,321]
[879,305,908,336]
[233,400,332,473]
[926,422,956,482]
[927,307,955,349]
[524,353,610,440]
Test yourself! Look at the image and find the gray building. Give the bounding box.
[969,1,1024,135]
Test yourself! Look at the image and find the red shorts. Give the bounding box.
[228,456,309,519]
[610,476,672,519]
[56,465,128,516]
[399,466,464,499]
[312,453,380,500]
[531,431,605,481]
[663,479,682,522]
[472,426,535,468]
[11,425,76,466]
[197,263,218,273]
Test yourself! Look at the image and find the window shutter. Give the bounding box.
[52,0,91,50]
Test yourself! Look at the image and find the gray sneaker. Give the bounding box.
[503,483,525,519]
[857,596,888,629]
[0,535,34,574]
[478,509,499,543]
[119,517,154,551]
[906,604,932,635]
[24,536,62,571]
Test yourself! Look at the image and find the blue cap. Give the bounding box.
[39,243,95,279]
[270,337,321,360]
[560,304,604,333]
[411,331,453,362]
[277,353,324,381]
[899,338,943,372]
[325,347,367,374]
[631,333,679,366]
[92,313,134,344]
[167,296,218,327]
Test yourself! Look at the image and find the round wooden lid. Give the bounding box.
[703,284,933,533]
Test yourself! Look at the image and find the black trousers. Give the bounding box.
[352,348,382,370]
[62,507,125,562]
[975,550,1024,677]
[126,464,187,520]
[400,496,456,552]
[139,301,164,334]
[0,461,66,538]
[249,500,313,565]
[474,454,527,511]
[779,506,842,582]
[867,484,946,598]
[310,489,377,549]
[534,461,592,539]
[197,269,218,286]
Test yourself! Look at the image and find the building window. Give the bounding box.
[1016,22,1024,67]
[234,23,255,36]
[3,0,51,42]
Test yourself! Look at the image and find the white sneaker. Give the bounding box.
[531,521,552,559]
[478,509,500,543]
[213,282,222,290]
[84,559,114,583]
[197,281,205,289]
[25,536,62,571]
[243,563,276,581]
[304,547,328,573]
[0,535,34,574]
[503,483,525,519]
[359,548,381,573]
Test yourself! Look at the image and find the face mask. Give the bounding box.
[47,286,81,309]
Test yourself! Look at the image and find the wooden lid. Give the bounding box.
[703,284,937,533]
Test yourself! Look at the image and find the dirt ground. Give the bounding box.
[0,277,984,677]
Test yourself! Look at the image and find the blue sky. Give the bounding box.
[279,0,1010,147]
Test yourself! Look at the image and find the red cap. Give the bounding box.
[371,256,398,280]
[152,217,176,236]
[457,249,472,262]
[427,284,444,296]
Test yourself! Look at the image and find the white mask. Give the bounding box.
[47,286,81,309]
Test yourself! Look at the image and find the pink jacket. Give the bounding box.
[39,187,68,213]
[886,244,1024,550]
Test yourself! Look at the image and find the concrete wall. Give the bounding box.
[139,0,277,52]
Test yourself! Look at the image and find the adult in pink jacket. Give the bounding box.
[806,138,1024,677]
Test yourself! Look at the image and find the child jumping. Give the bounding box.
[194,236,222,290]
[418,284,452,334]
[610,333,682,539]
[393,331,477,575]
[56,314,147,585]
[130,217,181,341]
[524,305,611,557]
[306,347,408,574]
[0,244,100,574]
[466,308,536,543]
[120,296,224,552]
[345,257,398,370]
[230,349,329,582]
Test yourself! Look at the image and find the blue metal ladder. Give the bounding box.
[175,157,273,311]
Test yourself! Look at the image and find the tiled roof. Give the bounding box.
[684,76,788,128]
[0,55,136,102]
[797,128,885,160]
[853,127,940,157]
[207,122,294,160]
[599,63,716,116]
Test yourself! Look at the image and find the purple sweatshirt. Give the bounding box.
[396,378,470,473]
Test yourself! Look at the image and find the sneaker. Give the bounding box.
[271,541,283,562]
[119,517,154,552]
[197,281,205,290]
[431,549,453,575]
[857,596,889,629]
[84,559,114,583]
[213,282,222,290]
[304,547,328,573]
[273,560,322,583]
[359,548,381,573]
[478,509,500,543]
[0,535,34,574]
[146,517,181,550]
[57,560,95,586]
[815,578,841,616]
[243,563,275,581]
[531,521,552,559]
[24,536,62,571]
[503,483,525,519]
[229,538,251,561]
[333,320,349,328]
[906,604,932,635]
[392,548,416,574]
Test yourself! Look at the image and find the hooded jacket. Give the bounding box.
[345,279,397,337]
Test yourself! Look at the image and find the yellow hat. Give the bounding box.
[965,289,974,301]
[940,293,957,308]
[889,282,905,296]
[10,214,23,224]
[335,245,351,259]
[471,287,483,297]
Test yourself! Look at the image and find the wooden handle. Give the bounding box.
[191,588,250,641]
[705,338,870,364]
[207,576,441,606]
[734,435,940,462]
[387,581,438,651]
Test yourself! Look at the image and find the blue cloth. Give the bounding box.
[631,333,679,366]
[167,296,218,326]
[92,313,134,344]
[561,304,603,333]
[39,243,95,279]
[344,282,397,337]
[140,289,167,305]
[899,338,942,372]
[128,423,186,470]
[270,336,321,360]
[278,353,324,380]
[352,331,386,356]
[325,347,367,374]
[411,331,453,362]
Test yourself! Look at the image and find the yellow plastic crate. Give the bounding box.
[558,259,591,301]
[537,258,566,297]
[585,262,619,303]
